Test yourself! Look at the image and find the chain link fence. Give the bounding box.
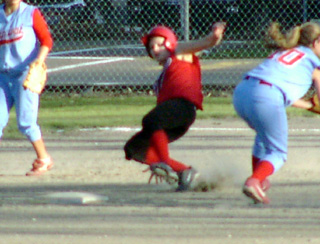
[25,0,320,95]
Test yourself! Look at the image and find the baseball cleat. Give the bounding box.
[243,177,270,204]
[26,157,54,176]
[176,167,200,192]
[149,162,179,185]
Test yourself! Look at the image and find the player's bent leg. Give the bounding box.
[124,130,150,162]
[16,114,54,176]
[26,138,53,176]
[0,84,11,138]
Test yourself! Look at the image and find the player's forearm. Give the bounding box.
[291,99,313,109]
[313,70,320,103]
[175,22,226,55]
[35,46,50,63]
[176,36,216,55]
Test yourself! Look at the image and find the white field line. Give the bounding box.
[49,41,241,57]
[48,56,129,60]
[47,57,134,73]
[49,45,143,56]
[76,127,320,133]
[48,46,320,134]
[47,45,137,73]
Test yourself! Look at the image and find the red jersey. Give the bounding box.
[154,55,203,110]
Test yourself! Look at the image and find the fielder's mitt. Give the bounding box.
[308,93,320,114]
[23,61,47,94]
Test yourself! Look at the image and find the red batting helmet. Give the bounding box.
[141,26,178,57]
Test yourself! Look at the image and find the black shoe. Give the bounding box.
[176,167,199,192]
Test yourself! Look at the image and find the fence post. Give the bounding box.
[303,0,308,22]
[180,0,190,41]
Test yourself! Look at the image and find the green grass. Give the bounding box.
[3,94,316,139]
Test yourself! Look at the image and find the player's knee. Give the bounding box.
[124,145,145,162]
[18,124,41,142]
[264,152,286,172]
[124,142,133,160]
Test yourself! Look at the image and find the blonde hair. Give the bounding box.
[267,22,320,49]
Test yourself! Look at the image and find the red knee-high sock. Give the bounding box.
[145,146,160,165]
[168,158,189,172]
[150,130,170,162]
[252,155,260,172]
[150,130,189,172]
[146,146,189,172]
[251,160,274,182]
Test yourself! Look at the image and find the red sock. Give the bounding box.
[251,160,274,182]
[145,146,160,165]
[150,130,170,162]
[252,155,260,172]
[150,130,189,172]
[168,159,189,172]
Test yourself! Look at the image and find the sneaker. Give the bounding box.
[26,157,54,176]
[243,177,270,204]
[149,163,178,185]
[176,167,200,192]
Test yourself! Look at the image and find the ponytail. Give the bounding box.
[266,22,301,49]
[266,22,320,49]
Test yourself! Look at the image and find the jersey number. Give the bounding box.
[277,49,305,65]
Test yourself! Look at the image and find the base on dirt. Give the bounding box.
[39,192,109,205]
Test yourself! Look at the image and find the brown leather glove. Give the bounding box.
[308,94,320,114]
[23,61,47,94]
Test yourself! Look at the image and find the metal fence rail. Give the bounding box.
[25,0,320,95]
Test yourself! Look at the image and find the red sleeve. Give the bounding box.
[32,8,53,50]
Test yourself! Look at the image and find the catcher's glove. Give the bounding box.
[308,93,320,114]
[23,61,47,94]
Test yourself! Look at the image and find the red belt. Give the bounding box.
[259,80,272,87]
[245,76,272,87]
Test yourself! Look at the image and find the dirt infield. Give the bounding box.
[1,117,320,244]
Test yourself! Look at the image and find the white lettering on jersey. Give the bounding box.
[0,27,23,45]
[278,49,305,66]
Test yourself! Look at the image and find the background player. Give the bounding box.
[124,22,226,191]
[233,21,320,204]
[0,0,53,176]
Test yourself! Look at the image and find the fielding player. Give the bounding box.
[124,22,226,191]
[0,0,53,176]
[233,22,320,204]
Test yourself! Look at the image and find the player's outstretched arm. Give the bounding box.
[312,69,320,102]
[175,22,226,55]
[291,99,313,109]
[293,69,320,112]
[306,69,320,114]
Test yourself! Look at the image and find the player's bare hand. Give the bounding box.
[212,22,226,45]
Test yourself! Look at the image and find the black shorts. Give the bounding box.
[124,98,196,163]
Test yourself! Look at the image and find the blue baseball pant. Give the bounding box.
[0,70,42,142]
[233,76,287,172]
